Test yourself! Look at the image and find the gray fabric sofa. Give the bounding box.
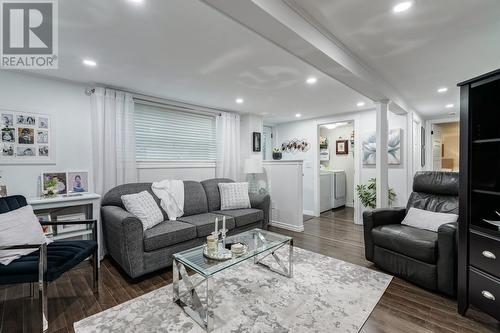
[101,178,270,279]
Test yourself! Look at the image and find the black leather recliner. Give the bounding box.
[363,171,459,297]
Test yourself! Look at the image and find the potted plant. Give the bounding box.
[272,147,282,160]
[356,178,396,209]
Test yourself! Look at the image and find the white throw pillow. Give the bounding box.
[218,182,251,211]
[0,205,50,266]
[121,191,164,230]
[401,207,458,232]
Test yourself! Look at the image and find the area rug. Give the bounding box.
[74,247,391,333]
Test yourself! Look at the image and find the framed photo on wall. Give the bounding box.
[252,132,261,152]
[336,140,349,155]
[0,108,55,165]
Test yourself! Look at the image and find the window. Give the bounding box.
[135,102,216,161]
[262,126,273,160]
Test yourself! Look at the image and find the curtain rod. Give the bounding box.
[85,87,224,117]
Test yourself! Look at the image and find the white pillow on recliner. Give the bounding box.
[401,207,458,232]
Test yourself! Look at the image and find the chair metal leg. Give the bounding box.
[39,244,48,333]
[92,248,99,293]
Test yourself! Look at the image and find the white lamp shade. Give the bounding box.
[244,158,263,174]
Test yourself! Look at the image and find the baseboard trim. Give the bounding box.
[303,210,315,216]
[269,220,304,232]
[345,203,354,208]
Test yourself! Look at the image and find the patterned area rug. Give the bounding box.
[74,247,391,333]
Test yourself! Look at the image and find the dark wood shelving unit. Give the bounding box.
[458,68,500,321]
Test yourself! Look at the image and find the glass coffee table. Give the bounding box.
[172,228,293,332]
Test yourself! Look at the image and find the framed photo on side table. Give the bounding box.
[67,171,89,195]
[41,172,68,196]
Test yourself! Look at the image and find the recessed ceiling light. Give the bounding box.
[448,112,456,116]
[82,59,97,67]
[128,0,144,4]
[445,104,454,108]
[437,87,448,93]
[235,98,244,104]
[295,113,302,118]
[356,101,366,107]
[306,77,317,85]
[393,1,413,13]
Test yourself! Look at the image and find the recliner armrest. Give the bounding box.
[437,222,457,297]
[363,207,406,261]
[249,193,270,230]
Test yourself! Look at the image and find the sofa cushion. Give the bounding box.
[143,220,197,252]
[372,224,438,264]
[101,183,168,220]
[0,240,97,284]
[201,178,234,212]
[213,208,263,228]
[178,213,235,237]
[183,181,209,216]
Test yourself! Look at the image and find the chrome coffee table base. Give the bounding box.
[172,234,293,332]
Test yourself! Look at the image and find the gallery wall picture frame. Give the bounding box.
[336,140,349,155]
[0,107,55,165]
[252,132,261,152]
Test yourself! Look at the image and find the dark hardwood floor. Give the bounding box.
[1,207,499,333]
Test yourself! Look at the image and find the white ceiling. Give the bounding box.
[16,0,372,124]
[291,0,500,117]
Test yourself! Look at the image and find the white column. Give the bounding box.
[376,100,389,208]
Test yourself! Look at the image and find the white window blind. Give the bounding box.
[135,102,216,161]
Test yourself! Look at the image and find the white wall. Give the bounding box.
[137,163,216,182]
[0,72,93,198]
[275,109,412,223]
[320,123,355,206]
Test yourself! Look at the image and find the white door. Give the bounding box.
[432,124,443,171]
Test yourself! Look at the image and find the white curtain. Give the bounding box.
[215,112,240,180]
[91,88,137,195]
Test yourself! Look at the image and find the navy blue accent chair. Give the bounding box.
[0,195,99,332]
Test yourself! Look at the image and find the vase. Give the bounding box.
[272,152,282,160]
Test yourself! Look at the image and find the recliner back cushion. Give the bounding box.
[407,171,459,214]
[201,178,234,211]
[183,181,208,216]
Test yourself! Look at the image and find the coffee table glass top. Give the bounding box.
[173,228,292,277]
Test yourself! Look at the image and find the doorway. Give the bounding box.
[431,121,460,171]
[318,121,355,214]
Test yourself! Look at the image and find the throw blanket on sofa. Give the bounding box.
[151,180,184,220]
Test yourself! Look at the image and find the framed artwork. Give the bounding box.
[252,132,261,152]
[0,108,54,164]
[421,126,426,167]
[67,171,89,195]
[362,129,402,165]
[336,140,349,155]
[41,172,68,196]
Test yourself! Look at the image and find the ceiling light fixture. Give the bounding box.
[356,101,366,107]
[393,1,413,13]
[437,87,448,93]
[128,0,144,4]
[235,98,244,104]
[306,77,318,85]
[295,113,302,118]
[445,104,454,109]
[82,59,97,67]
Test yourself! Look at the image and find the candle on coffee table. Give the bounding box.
[207,235,217,252]
[214,217,218,235]
[222,216,226,232]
